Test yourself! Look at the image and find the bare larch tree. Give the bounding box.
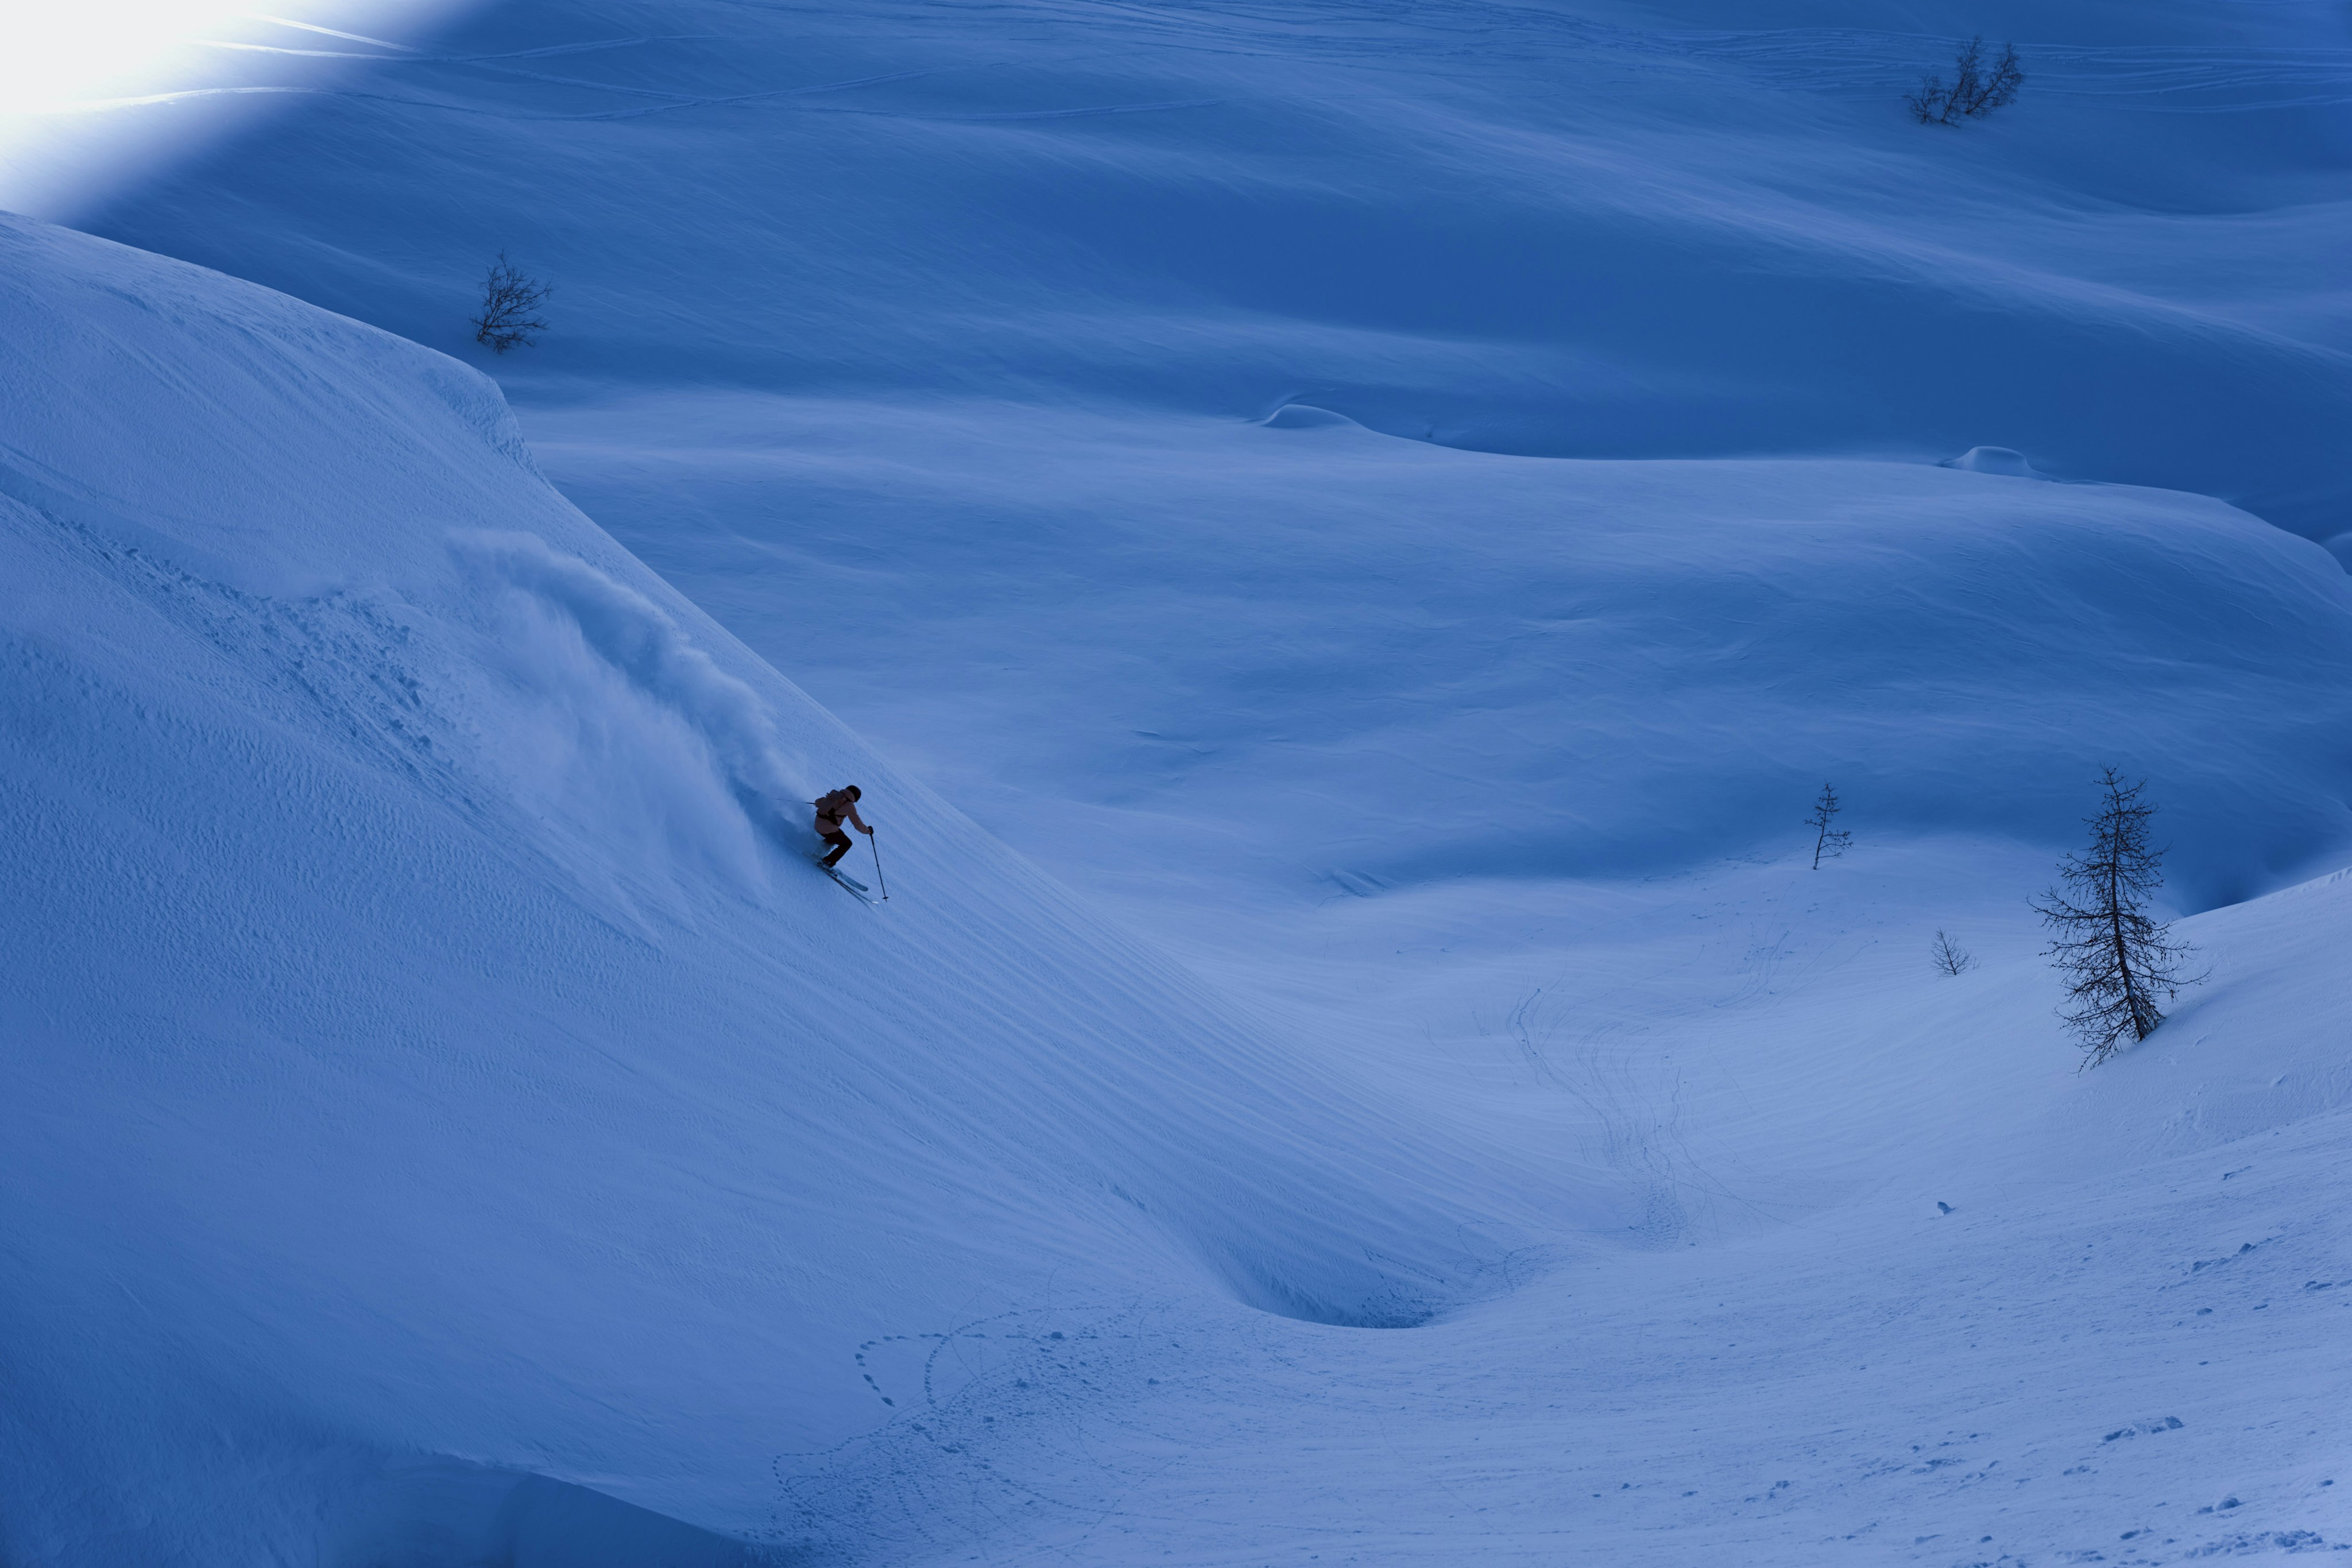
[473,253,552,354]
[2030,768,2201,1067]
[1907,37,2024,125]
[1806,781,1851,869]
[1931,930,1975,975]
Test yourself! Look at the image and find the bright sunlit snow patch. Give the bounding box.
[0,2,466,216]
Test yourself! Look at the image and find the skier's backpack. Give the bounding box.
[813,788,853,827]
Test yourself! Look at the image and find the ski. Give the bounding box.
[807,855,875,901]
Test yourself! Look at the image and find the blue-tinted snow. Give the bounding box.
[4,0,2351,1563]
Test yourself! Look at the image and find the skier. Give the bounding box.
[811,785,872,869]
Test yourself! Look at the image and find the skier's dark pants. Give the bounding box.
[819,828,854,867]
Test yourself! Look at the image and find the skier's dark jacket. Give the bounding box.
[813,788,865,835]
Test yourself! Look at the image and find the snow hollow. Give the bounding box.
[4,1,2351,1565]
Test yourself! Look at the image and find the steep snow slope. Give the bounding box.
[547,394,2352,1234]
[9,215,2352,1565]
[7,0,2352,1563]
[0,215,1543,1565]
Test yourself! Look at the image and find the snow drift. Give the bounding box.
[67,0,2352,541]
[0,214,1533,1564]
[9,0,2352,1560]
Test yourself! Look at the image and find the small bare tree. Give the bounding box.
[1931,930,1975,975]
[1805,782,1851,869]
[1907,37,2024,125]
[473,252,551,354]
[2030,768,2202,1067]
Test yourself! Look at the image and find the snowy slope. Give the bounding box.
[5,0,2352,1563]
[0,215,1550,1565]
[55,0,2352,540]
[544,396,2352,907]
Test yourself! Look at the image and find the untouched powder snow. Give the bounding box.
[4,0,2352,1563]
[54,0,2352,539]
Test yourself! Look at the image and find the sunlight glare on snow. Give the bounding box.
[0,2,466,216]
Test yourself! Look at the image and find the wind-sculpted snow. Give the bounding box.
[556,396,2352,919]
[7,0,2352,1562]
[63,0,2352,540]
[0,215,1535,1565]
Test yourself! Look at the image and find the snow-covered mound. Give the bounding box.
[0,215,1539,1563]
[1942,444,2046,477]
[62,0,2352,541]
[13,211,2352,1567]
[9,0,2352,1562]
[541,394,2352,930]
[550,393,2352,1248]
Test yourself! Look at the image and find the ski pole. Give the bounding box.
[869,828,890,901]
